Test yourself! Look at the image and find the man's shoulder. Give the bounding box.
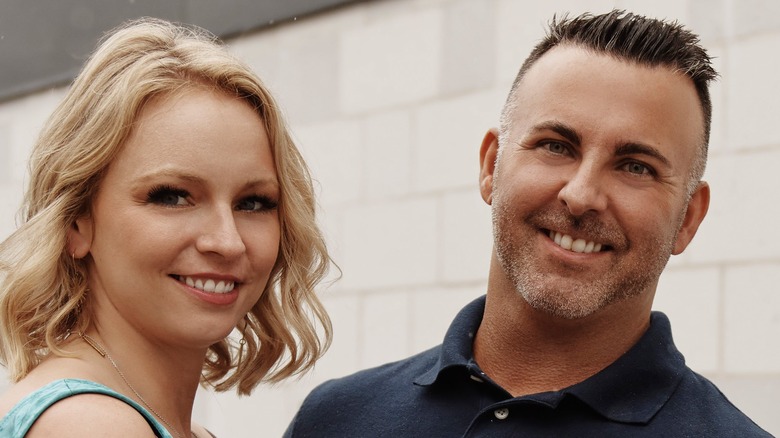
[307,344,441,402]
[284,345,444,438]
[668,369,771,436]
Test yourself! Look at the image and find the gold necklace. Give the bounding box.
[79,333,196,438]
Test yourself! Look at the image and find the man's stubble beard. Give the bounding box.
[490,184,679,320]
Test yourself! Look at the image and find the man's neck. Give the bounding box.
[473,281,653,397]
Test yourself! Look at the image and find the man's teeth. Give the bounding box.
[549,231,603,253]
[180,276,235,293]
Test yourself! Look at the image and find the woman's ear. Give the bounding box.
[67,215,94,258]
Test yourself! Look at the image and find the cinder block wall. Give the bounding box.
[1,1,778,436]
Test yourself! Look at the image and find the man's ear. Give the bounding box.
[479,128,500,205]
[67,215,94,258]
[672,182,710,255]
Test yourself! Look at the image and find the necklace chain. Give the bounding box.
[79,333,195,438]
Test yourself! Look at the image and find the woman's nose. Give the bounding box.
[195,207,246,259]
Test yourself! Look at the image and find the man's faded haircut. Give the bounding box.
[500,10,718,192]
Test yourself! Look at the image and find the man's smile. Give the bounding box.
[545,229,610,254]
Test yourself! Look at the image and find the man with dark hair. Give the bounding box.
[285,10,770,437]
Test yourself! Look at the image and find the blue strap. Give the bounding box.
[0,379,172,437]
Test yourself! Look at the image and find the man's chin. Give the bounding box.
[519,285,617,320]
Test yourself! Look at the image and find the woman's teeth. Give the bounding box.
[178,276,235,293]
[548,230,603,253]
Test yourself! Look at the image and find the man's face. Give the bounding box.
[480,45,709,319]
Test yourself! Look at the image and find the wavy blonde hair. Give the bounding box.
[0,17,332,395]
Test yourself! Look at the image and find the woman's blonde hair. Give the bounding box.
[0,17,332,395]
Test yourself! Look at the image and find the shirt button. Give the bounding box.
[469,375,484,383]
[494,408,509,420]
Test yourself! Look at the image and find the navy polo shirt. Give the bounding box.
[285,296,770,437]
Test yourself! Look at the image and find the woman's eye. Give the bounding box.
[147,186,189,206]
[236,196,278,213]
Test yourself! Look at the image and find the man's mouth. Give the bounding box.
[173,275,236,293]
[545,229,610,254]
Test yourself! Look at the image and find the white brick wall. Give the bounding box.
[691,150,780,262]
[724,264,780,373]
[314,294,361,378]
[0,89,67,243]
[732,0,780,37]
[294,119,363,205]
[339,7,443,113]
[441,189,492,283]
[360,290,412,368]
[653,267,722,372]
[414,90,505,192]
[726,33,780,149]
[340,198,438,289]
[441,0,496,94]
[363,109,414,198]
[0,121,12,185]
[2,1,779,436]
[410,285,485,352]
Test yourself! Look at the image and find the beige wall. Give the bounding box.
[1,0,778,436]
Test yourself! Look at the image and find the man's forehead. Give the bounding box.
[517,44,688,90]
[510,46,702,133]
[502,45,704,170]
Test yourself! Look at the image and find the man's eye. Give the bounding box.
[624,162,651,175]
[147,186,189,206]
[543,142,569,155]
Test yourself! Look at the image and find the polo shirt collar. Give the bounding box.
[414,295,486,386]
[564,311,686,423]
[414,295,687,424]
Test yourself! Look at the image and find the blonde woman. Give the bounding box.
[0,18,332,438]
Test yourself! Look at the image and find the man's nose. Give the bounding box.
[557,164,608,217]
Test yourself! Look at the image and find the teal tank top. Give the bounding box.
[0,378,172,437]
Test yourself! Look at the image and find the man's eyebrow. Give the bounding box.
[529,121,672,167]
[530,121,582,146]
[615,143,671,167]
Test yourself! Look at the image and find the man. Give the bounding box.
[285,10,770,437]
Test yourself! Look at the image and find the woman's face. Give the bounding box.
[71,86,281,348]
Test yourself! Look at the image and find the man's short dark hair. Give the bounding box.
[502,10,717,188]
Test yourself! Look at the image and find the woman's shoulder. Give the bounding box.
[0,379,166,437]
[0,355,101,416]
[24,381,159,437]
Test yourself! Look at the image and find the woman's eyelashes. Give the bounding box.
[235,195,278,213]
[146,184,278,212]
[147,184,190,207]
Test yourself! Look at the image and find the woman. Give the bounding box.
[0,18,332,437]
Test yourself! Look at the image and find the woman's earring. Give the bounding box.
[237,337,247,365]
